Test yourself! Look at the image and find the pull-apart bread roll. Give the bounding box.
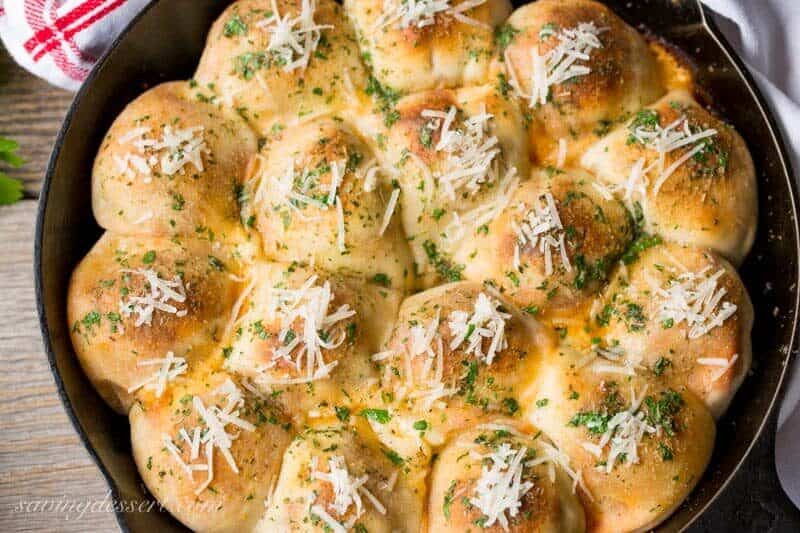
[259,421,426,532]
[429,421,586,532]
[383,85,529,287]
[372,282,554,445]
[243,117,414,286]
[92,81,257,238]
[499,0,664,165]
[130,370,292,532]
[195,0,368,135]
[68,233,245,414]
[224,261,403,421]
[525,353,714,533]
[581,90,757,265]
[594,242,753,418]
[457,168,634,318]
[345,0,511,93]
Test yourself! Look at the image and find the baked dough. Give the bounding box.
[258,420,426,532]
[195,0,368,135]
[92,81,257,238]
[242,117,414,286]
[345,0,512,92]
[67,0,759,531]
[428,420,586,532]
[224,261,403,420]
[373,281,554,443]
[499,0,665,165]
[596,242,753,418]
[382,85,529,287]
[130,369,292,532]
[525,356,715,533]
[581,90,757,265]
[68,232,246,413]
[457,167,634,318]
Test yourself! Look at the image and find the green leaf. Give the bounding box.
[0,137,24,168]
[0,173,23,206]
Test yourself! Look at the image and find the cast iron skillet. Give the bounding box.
[34,0,800,531]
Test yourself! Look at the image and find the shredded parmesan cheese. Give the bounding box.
[442,166,519,250]
[119,268,188,327]
[527,22,605,106]
[698,353,739,382]
[376,0,487,31]
[627,114,718,196]
[116,125,208,180]
[469,443,534,531]
[511,193,571,275]
[582,385,657,474]
[448,293,510,366]
[556,138,567,167]
[310,455,386,530]
[588,344,642,376]
[379,188,400,236]
[421,104,501,200]
[648,264,738,339]
[162,379,256,495]
[255,157,349,249]
[257,275,355,385]
[127,351,187,397]
[257,0,332,73]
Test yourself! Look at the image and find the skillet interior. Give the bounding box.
[34,0,800,531]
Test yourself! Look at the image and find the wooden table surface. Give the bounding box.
[0,46,799,533]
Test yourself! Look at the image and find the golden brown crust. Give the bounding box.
[92,81,257,239]
[499,0,665,165]
[68,232,245,413]
[428,421,586,532]
[581,89,757,265]
[457,168,634,318]
[195,0,369,136]
[345,0,511,92]
[131,369,292,533]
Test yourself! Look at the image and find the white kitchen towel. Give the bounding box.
[0,0,151,91]
[2,0,800,509]
[703,0,800,511]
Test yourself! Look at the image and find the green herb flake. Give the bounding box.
[360,408,391,424]
[223,14,248,37]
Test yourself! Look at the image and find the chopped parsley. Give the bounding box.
[360,408,391,424]
[494,24,519,52]
[423,240,464,282]
[621,233,662,265]
[223,14,247,37]
[653,357,671,376]
[569,411,612,434]
[335,405,351,422]
[643,390,684,436]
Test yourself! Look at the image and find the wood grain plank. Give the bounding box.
[0,50,73,195]
[0,201,118,532]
